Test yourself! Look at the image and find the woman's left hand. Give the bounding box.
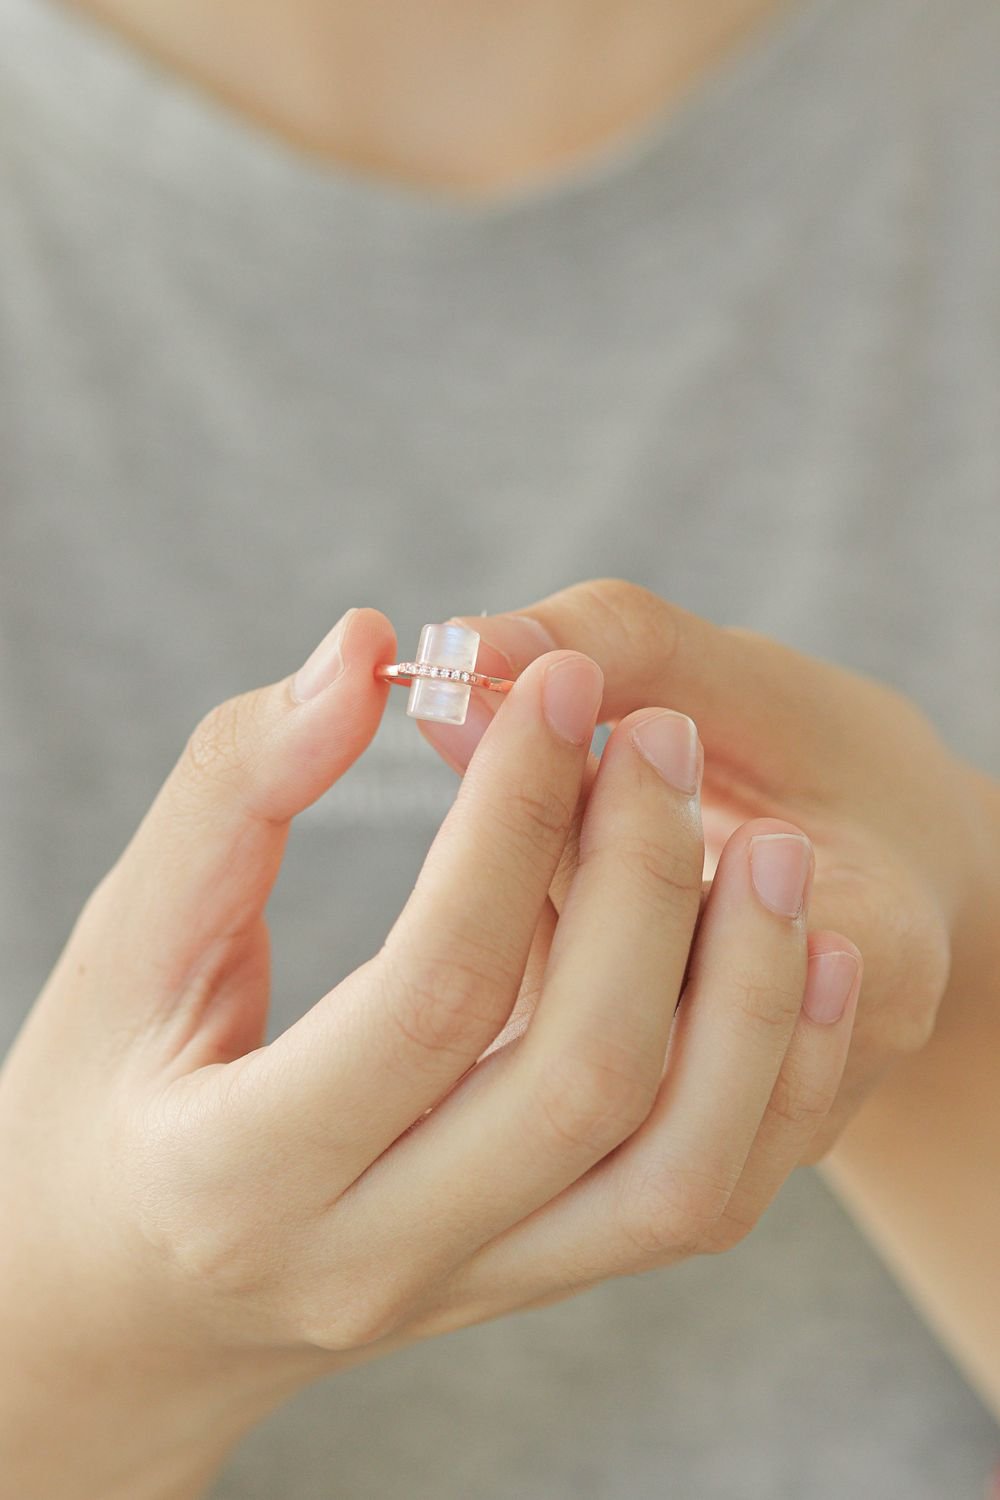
[425,578,998,1160]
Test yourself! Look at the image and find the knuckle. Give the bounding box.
[186,699,244,779]
[616,1155,735,1260]
[729,964,804,1037]
[575,579,677,661]
[127,1094,273,1298]
[766,1065,836,1133]
[856,873,951,1057]
[590,831,702,912]
[535,1042,654,1158]
[885,999,936,1059]
[178,693,267,803]
[503,781,577,857]
[576,577,658,624]
[155,1209,268,1297]
[296,1284,407,1354]
[891,910,951,1054]
[378,949,504,1068]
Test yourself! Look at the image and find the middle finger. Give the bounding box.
[332,707,705,1276]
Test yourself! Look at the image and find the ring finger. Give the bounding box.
[427,815,817,1316]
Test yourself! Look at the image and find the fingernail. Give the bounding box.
[419,691,495,772]
[542,655,604,746]
[629,710,701,795]
[749,832,812,918]
[803,950,860,1024]
[292,609,355,702]
[451,613,557,673]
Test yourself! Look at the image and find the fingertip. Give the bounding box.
[711,817,815,922]
[803,935,863,1026]
[512,646,603,694]
[290,606,396,706]
[735,814,814,845]
[806,929,863,968]
[269,608,398,813]
[346,606,398,676]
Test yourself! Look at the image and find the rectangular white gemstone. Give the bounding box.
[406,622,480,725]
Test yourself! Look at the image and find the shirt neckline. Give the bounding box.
[2,0,876,253]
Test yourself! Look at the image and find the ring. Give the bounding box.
[375,621,514,726]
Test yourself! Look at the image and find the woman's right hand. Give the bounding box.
[0,606,861,1500]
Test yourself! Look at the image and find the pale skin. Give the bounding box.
[433,586,1000,1414]
[2,607,865,1499]
[67,0,789,194]
[3,1,999,1494]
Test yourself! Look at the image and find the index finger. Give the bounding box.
[232,648,604,1195]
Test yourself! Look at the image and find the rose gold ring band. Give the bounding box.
[375,661,515,694]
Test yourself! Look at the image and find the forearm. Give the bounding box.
[824,763,1000,1417]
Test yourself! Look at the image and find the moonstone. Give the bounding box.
[406,621,480,725]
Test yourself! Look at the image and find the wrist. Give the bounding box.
[1,1346,237,1500]
[0,1283,316,1500]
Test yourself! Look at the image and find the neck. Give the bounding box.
[68,0,785,195]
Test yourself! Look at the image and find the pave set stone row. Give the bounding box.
[397,662,475,683]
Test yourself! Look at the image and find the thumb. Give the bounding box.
[90,606,395,999]
[452,580,848,786]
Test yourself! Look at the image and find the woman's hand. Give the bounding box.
[0,606,860,1500]
[436,578,994,1159]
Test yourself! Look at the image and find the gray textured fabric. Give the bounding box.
[2,0,999,1494]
